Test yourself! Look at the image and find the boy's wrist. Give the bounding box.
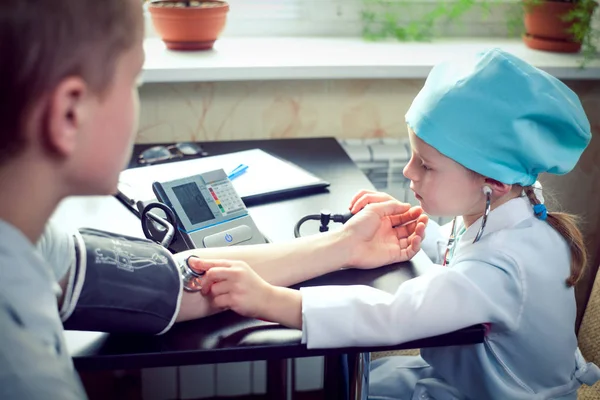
[325,229,354,269]
[335,228,360,269]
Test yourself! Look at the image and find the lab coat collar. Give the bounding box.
[459,196,534,244]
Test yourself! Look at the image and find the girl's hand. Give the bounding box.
[188,258,303,328]
[188,258,275,319]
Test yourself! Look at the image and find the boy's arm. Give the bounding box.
[43,223,347,324]
[54,229,346,324]
[44,199,424,326]
[177,229,349,287]
[38,224,183,332]
[178,199,426,289]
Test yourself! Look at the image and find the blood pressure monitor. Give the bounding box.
[152,169,266,249]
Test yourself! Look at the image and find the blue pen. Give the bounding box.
[227,164,248,180]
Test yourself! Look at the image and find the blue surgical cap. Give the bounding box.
[405,48,591,186]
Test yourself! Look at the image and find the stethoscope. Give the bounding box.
[442,185,492,266]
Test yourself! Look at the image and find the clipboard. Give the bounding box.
[117,149,330,211]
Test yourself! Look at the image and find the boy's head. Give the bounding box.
[1,0,144,195]
[403,48,591,217]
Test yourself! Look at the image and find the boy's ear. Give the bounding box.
[484,178,512,197]
[45,77,90,157]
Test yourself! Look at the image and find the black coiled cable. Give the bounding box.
[294,210,353,238]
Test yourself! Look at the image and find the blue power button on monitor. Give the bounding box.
[225,233,233,242]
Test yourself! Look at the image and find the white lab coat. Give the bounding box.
[300,196,600,399]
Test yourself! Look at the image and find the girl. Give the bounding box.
[194,48,600,399]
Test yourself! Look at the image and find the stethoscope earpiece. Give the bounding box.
[443,184,493,265]
[474,186,492,243]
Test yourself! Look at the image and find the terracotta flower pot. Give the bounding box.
[522,0,596,53]
[148,1,229,51]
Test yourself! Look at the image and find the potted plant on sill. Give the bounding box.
[361,0,599,67]
[147,0,229,51]
[521,0,598,62]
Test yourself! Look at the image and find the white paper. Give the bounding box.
[118,149,325,203]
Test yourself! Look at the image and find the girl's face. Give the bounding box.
[403,126,486,218]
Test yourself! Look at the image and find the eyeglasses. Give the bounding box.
[138,142,208,165]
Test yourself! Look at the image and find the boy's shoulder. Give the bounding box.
[0,219,52,278]
[0,219,32,250]
[0,219,73,282]
[37,220,76,281]
[0,219,63,330]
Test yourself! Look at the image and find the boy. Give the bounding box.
[0,1,427,397]
[0,1,145,397]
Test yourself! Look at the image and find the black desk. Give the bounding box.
[56,138,484,396]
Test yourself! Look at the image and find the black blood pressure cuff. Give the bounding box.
[61,228,182,335]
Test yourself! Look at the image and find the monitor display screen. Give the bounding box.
[172,182,215,225]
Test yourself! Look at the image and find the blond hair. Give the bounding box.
[523,186,587,287]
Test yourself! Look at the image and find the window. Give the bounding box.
[222,0,362,37]
[144,0,520,39]
[226,0,303,20]
[220,0,512,38]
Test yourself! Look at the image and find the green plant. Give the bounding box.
[361,0,494,41]
[571,2,600,65]
[361,0,599,66]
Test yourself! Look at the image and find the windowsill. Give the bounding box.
[142,37,600,83]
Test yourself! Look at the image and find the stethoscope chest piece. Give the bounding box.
[180,256,205,292]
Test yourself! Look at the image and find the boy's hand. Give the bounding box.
[188,258,274,320]
[342,190,428,268]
